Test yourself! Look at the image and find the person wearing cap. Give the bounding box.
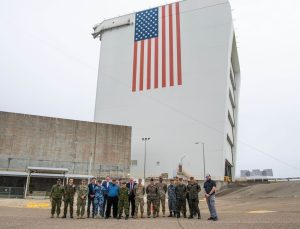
[167,178,176,217]
[50,179,64,218]
[62,178,76,218]
[87,177,96,218]
[105,178,120,219]
[77,179,88,219]
[187,177,201,219]
[134,178,145,218]
[94,179,106,218]
[146,178,159,218]
[118,181,130,220]
[204,174,218,221]
[155,176,168,217]
[175,177,187,218]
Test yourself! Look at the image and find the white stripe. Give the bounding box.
[136,41,141,91]
[143,40,148,91]
[151,38,155,89]
[158,7,163,88]
[165,4,170,88]
[172,3,178,86]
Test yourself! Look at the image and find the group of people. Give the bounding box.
[50,174,218,221]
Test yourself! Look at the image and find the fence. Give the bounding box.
[0,186,24,198]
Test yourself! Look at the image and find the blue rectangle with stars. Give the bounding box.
[134,8,159,42]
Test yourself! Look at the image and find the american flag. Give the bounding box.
[132,2,182,92]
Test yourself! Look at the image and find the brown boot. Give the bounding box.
[141,213,144,218]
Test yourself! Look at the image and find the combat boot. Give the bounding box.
[51,214,54,218]
[56,214,59,218]
[118,214,121,219]
[188,215,193,219]
[177,213,180,218]
[61,215,66,218]
[198,213,201,219]
[70,215,73,218]
[168,212,173,217]
[141,213,144,218]
[125,215,129,220]
[183,213,187,218]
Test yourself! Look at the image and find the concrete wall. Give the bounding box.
[0,112,131,178]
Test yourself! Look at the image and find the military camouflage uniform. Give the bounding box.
[167,184,176,215]
[134,184,145,217]
[50,184,64,217]
[77,184,88,217]
[146,183,158,217]
[94,185,106,217]
[187,182,201,218]
[63,184,76,217]
[175,183,187,218]
[118,186,130,217]
[156,182,167,215]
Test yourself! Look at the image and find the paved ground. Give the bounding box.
[0,182,300,228]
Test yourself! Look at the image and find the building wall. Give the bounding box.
[0,112,131,178]
[94,0,240,180]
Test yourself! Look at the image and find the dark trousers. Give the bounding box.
[103,195,108,215]
[87,197,94,217]
[189,198,200,216]
[176,198,186,216]
[128,195,135,216]
[106,196,118,218]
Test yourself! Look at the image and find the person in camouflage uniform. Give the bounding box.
[175,178,187,218]
[167,178,177,217]
[155,176,167,217]
[146,178,158,218]
[77,179,88,219]
[50,179,64,218]
[118,181,130,220]
[187,177,201,219]
[62,178,76,218]
[134,178,145,218]
[94,179,106,218]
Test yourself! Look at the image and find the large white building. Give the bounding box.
[93,0,240,181]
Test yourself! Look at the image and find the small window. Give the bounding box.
[131,160,138,166]
[227,134,234,147]
[229,90,236,109]
[228,111,235,127]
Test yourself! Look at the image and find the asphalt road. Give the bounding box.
[0,196,299,229]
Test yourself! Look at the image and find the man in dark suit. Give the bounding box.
[102,176,110,217]
[87,177,96,218]
[126,178,137,218]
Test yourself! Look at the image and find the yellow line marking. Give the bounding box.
[26,202,50,209]
[248,210,277,214]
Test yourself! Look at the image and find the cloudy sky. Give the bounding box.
[0,0,299,178]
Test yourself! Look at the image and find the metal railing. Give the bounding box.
[0,186,24,198]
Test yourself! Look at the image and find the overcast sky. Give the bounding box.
[0,0,299,178]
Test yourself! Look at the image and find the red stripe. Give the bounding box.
[176,2,182,85]
[132,42,138,92]
[162,5,166,88]
[139,40,145,91]
[154,37,159,89]
[147,39,152,90]
[169,4,174,87]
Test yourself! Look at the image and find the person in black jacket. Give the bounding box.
[87,177,96,218]
[126,178,137,218]
[102,176,111,217]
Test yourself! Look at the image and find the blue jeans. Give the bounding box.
[206,194,218,218]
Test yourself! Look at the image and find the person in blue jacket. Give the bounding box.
[105,178,120,219]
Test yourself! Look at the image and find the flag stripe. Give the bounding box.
[139,40,145,91]
[162,5,166,88]
[132,42,138,92]
[154,37,159,89]
[169,4,174,87]
[176,2,182,85]
[147,39,152,90]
